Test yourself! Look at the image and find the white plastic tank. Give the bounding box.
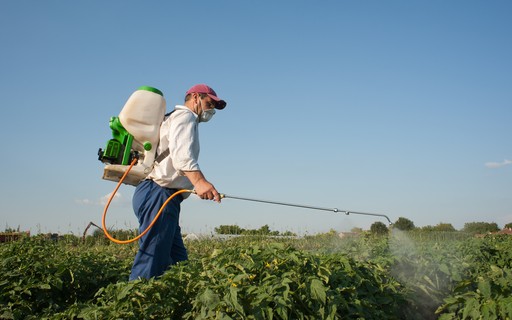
[118,86,166,169]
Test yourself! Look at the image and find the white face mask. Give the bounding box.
[200,108,216,122]
[198,100,216,122]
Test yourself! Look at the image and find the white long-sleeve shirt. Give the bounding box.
[147,105,200,190]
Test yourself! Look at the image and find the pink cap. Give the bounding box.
[186,84,227,110]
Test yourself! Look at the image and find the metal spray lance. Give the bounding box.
[219,193,393,225]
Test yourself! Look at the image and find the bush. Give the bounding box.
[0,237,133,319]
[57,242,406,319]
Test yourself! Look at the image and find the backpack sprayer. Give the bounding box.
[98,87,392,244]
[98,86,166,186]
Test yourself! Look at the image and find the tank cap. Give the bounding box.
[138,86,163,96]
[143,142,152,151]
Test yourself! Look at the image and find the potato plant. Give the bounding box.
[0,236,133,319]
[0,232,511,319]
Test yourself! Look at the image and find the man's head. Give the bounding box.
[185,84,227,110]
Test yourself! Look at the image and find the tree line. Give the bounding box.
[214,224,296,237]
[213,219,511,237]
[370,217,511,236]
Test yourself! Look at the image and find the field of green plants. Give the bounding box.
[1,231,512,319]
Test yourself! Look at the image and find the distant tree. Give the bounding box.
[215,225,245,235]
[421,223,457,232]
[393,217,415,231]
[434,223,456,232]
[370,221,388,235]
[505,222,512,229]
[258,224,271,235]
[328,229,339,236]
[251,225,282,235]
[462,222,500,234]
[351,227,363,233]
[92,229,105,237]
[214,224,296,237]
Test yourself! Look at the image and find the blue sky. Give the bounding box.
[1,1,510,235]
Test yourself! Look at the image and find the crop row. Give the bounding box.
[1,232,512,319]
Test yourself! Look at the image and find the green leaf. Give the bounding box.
[498,297,512,318]
[438,313,456,320]
[0,310,14,319]
[226,286,244,315]
[310,278,327,304]
[462,298,481,320]
[477,279,491,299]
[116,282,134,300]
[39,283,51,290]
[199,288,220,309]
[317,266,331,283]
[438,263,450,275]
[481,300,497,320]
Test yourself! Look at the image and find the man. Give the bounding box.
[129,84,227,280]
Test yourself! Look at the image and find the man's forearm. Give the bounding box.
[183,170,207,186]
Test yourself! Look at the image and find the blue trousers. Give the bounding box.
[129,179,188,280]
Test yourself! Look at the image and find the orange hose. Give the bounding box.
[101,157,193,244]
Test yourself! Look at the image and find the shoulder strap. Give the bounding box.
[155,148,169,163]
[154,110,175,164]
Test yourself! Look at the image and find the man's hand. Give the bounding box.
[183,170,221,203]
